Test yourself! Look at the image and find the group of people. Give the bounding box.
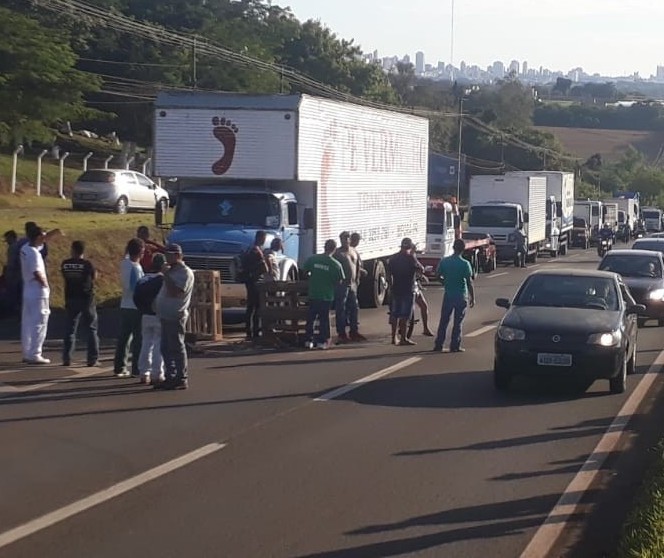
[2,222,194,391]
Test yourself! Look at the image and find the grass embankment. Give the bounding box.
[614,441,664,557]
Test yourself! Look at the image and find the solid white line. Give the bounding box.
[519,349,664,558]
[0,442,226,550]
[465,325,498,338]
[315,357,422,402]
[486,272,508,279]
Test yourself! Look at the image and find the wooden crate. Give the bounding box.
[186,270,222,341]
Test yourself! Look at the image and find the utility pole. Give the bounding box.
[456,95,463,201]
[192,37,198,89]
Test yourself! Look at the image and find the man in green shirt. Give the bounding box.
[303,239,345,349]
[433,238,475,353]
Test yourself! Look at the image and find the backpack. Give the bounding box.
[133,274,164,315]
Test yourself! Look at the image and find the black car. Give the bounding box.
[598,249,664,327]
[632,237,664,256]
[494,269,643,394]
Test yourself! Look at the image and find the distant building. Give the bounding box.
[509,60,520,75]
[491,61,505,78]
[415,51,425,74]
[522,61,528,76]
[657,65,664,80]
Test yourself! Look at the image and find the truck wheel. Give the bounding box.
[550,250,557,258]
[482,254,496,273]
[358,260,387,308]
[560,243,568,256]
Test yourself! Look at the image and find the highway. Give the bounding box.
[1,246,663,558]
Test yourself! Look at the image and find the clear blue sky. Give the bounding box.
[279,0,664,77]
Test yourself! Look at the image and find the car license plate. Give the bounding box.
[537,353,572,367]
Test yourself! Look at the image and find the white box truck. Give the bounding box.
[153,92,429,308]
[642,207,664,232]
[467,175,547,263]
[608,196,639,236]
[574,200,603,244]
[507,171,575,257]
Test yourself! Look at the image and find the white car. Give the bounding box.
[72,169,169,215]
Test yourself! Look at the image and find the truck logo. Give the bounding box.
[211,117,239,175]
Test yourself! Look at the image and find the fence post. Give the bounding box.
[83,151,93,172]
[36,149,48,197]
[59,152,70,199]
[125,156,135,170]
[10,145,23,194]
[104,155,114,169]
[142,157,152,176]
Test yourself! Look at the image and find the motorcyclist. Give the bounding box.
[599,223,614,244]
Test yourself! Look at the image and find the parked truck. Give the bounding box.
[153,91,429,308]
[507,171,574,257]
[602,201,619,232]
[573,200,603,244]
[608,194,640,237]
[467,175,547,263]
[642,207,664,232]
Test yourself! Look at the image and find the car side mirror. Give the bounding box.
[303,207,315,230]
[627,304,646,315]
[495,298,511,309]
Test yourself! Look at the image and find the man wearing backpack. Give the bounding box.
[134,253,166,385]
[242,230,269,340]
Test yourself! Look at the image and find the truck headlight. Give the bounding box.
[649,288,664,301]
[587,331,621,347]
[497,326,526,341]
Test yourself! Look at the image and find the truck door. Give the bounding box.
[281,200,300,275]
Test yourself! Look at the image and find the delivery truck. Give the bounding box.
[608,195,640,237]
[153,92,429,308]
[574,200,603,244]
[467,175,547,263]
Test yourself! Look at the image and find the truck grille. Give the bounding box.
[182,255,234,282]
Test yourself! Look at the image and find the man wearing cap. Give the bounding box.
[434,238,476,353]
[20,226,51,364]
[333,231,365,343]
[137,225,166,273]
[154,244,195,390]
[387,238,424,346]
[61,240,100,367]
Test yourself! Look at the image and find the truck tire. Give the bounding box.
[482,253,496,273]
[526,250,538,264]
[560,242,568,256]
[358,260,387,308]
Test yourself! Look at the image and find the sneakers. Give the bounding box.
[115,370,131,378]
[399,338,417,346]
[316,342,329,350]
[306,341,316,350]
[432,345,443,353]
[335,333,350,345]
[62,359,71,367]
[450,347,466,353]
[87,360,101,367]
[153,378,188,390]
[349,332,368,342]
[26,356,51,365]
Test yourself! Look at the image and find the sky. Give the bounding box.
[279,0,664,77]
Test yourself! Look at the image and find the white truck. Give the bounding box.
[153,91,429,308]
[467,175,547,263]
[611,193,640,236]
[642,207,664,232]
[602,201,619,231]
[574,200,603,244]
[507,171,575,257]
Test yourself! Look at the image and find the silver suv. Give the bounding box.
[72,169,170,215]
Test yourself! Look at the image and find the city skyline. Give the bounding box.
[281,0,664,78]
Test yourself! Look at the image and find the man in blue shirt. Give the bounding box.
[434,238,475,353]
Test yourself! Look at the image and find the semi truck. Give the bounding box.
[152,91,429,308]
[507,171,574,257]
[573,200,603,244]
[467,175,547,263]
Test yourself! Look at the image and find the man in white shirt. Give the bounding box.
[20,227,51,364]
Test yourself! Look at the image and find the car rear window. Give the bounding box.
[632,240,664,254]
[77,170,115,183]
[599,254,662,278]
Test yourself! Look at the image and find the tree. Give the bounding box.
[552,77,572,96]
[0,8,101,147]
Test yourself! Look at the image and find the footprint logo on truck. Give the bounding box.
[211,117,239,175]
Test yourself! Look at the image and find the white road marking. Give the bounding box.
[520,349,664,558]
[485,272,508,279]
[0,368,111,397]
[0,442,226,550]
[465,324,498,338]
[315,357,421,402]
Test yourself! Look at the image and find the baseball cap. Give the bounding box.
[400,237,414,249]
[166,243,182,254]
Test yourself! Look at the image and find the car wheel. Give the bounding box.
[115,196,128,215]
[627,340,637,375]
[609,352,628,394]
[494,361,512,391]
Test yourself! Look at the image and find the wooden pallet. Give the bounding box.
[186,270,223,341]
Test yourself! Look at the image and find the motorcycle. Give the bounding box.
[597,238,612,257]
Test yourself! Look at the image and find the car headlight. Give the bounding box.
[497,326,526,341]
[649,288,664,301]
[587,331,621,347]
[545,243,551,248]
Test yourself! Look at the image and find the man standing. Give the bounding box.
[243,230,269,340]
[303,239,345,350]
[263,237,283,282]
[137,225,165,273]
[154,244,195,390]
[20,227,51,364]
[114,238,145,378]
[350,232,368,280]
[334,232,365,343]
[61,241,100,367]
[387,238,424,346]
[434,238,475,353]
[514,226,528,268]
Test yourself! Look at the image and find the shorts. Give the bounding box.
[390,293,415,320]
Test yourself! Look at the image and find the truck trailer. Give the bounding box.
[153,92,429,308]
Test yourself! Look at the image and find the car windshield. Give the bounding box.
[77,170,115,183]
[468,206,517,228]
[599,254,662,278]
[174,193,281,227]
[632,240,664,255]
[514,275,619,311]
[573,217,587,228]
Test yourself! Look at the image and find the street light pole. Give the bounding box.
[456,96,464,201]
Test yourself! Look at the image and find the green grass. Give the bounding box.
[0,153,81,196]
[614,441,664,557]
[0,194,163,309]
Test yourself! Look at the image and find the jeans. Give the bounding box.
[516,246,527,267]
[434,294,468,351]
[306,299,332,345]
[21,297,50,360]
[139,314,163,380]
[335,284,349,335]
[161,317,188,382]
[345,289,359,333]
[245,281,261,337]
[63,298,99,365]
[113,308,142,375]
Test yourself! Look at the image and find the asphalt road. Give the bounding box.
[1,245,663,558]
